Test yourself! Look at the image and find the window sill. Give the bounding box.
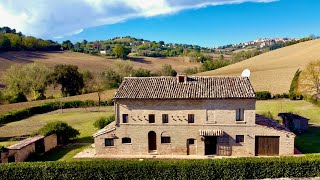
[161,143,171,145]
[122,143,132,145]
[105,146,115,148]
[236,121,246,124]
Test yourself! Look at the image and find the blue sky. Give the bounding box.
[0,0,319,47]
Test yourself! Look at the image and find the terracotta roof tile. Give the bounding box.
[7,135,44,150]
[114,76,256,99]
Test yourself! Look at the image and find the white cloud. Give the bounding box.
[0,0,276,39]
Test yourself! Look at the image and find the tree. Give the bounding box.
[3,33,22,50]
[112,44,130,59]
[24,63,52,100]
[289,69,302,100]
[36,121,80,144]
[160,64,177,76]
[48,64,84,97]
[1,64,29,101]
[61,40,74,50]
[299,60,320,100]
[0,34,11,51]
[159,41,165,45]
[22,36,39,50]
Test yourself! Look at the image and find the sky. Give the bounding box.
[0,0,319,47]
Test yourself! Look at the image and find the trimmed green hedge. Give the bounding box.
[1,157,320,179]
[0,100,113,125]
[256,91,272,100]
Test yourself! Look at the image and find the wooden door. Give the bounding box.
[255,136,279,156]
[205,137,217,155]
[148,131,157,151]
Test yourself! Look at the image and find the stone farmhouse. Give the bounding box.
[94,75,295,157]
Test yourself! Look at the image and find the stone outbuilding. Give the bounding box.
[0,134,57,163]
[94,75,295,157]
[278,113,309,133]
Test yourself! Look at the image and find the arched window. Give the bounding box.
[161,131,171,144]
[122,137,131,144]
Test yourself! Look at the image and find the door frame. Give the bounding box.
[148,131,157,151]
[255,136,280,156]
[204,136,218,155]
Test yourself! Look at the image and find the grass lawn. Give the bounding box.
[0,107,114,143]
[257,99,320,154]
[256,99,320,123]
[29,144,91,162]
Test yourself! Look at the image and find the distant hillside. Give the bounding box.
[0,51,199,74]
[197,39,320,94]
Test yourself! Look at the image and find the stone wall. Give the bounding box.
[44,134,57,152]
[94,99,295,157]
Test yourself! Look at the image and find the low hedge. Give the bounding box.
[1,157,320,179]
[0,100,113,125]
[256,91,272,100]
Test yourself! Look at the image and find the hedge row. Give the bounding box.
[1,157,320,179]
[0,100,113,125]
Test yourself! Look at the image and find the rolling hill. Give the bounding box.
[197,39,320,94]
[0,51,199,75]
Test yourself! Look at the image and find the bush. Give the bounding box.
[183,67,198,75]
[260,111,274,119]
[93,114,115,129]
[8,92,28,103]
[256,91,272,100]
[1,157,320,179]
[0,100,113,125]
[36,121,79,144]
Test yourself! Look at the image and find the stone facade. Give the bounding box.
[94,99,295,157]
[1,134,58,163]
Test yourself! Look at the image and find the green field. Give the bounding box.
[0,107,114,143]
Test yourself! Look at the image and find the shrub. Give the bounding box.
[160,64,177,76]
[8,92,28,103]
[256,91,272,100]
[260,111,274,119]
[36,121,80,144]
[93,115,115,129]
[273,93,290,99]
[183,67,198,75]
[1,157,320,179]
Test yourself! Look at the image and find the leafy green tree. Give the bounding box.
[200,60,229,72]
[49,65,84,97]
[22,36,39,50]
[159,41,165,45]
[61,40,74,50]
[289,69,302,100]
[299,60,320,100]
[3,33,22,50]
[93,115,114,129]
[132,68,151,77]
[112,44,130,59]
[183,67,198,75]
[36,121,80,144]
[160,64,177,76]
[1,64,29,100]
[103,68,122,89]
[0,34,11,51]
[24,63,52,100]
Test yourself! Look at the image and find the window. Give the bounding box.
[188,114,195,123]
[188,139,195,145]
[149,114,155,123]
[236,135,244,143]
[236,109,244,121]
[122,114,128,123]
[122,137,131,144]
[105,139,114,146]
[162,114,169,123]
[161,137,171,144]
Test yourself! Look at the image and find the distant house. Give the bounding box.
[100,50,107,54]
[94,75,295,157]
[278,113,309,133]
[0,134,57,163]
